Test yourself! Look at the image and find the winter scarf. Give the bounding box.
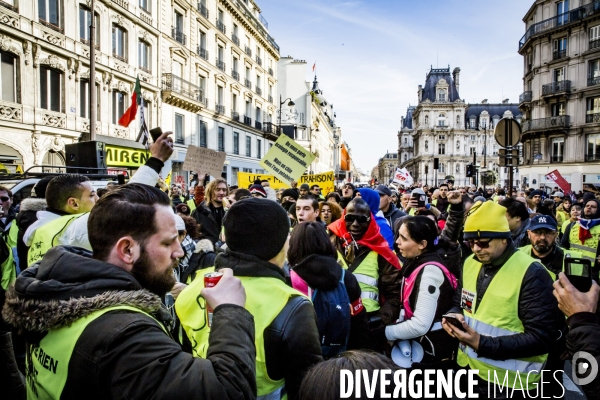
[578,199,600,244]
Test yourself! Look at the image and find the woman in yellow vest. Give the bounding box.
[442,201,559,397]
[561,198,600,274]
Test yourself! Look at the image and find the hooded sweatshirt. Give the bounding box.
[357,188,395,249]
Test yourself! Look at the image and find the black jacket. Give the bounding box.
[382,203,406,229]
[449,241,559,360]
[565,312,600,400]
[291,254,369,351]
[192,201,223,244]
[215,250,323,400]
[2,246,257,400]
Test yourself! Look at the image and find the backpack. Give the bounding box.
[311,269,351,358]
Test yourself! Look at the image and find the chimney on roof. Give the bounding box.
[401,116,405,129]
[452,67,461,94]
[482,99,488,104]
[502,98,509,104]
[418,85,423,102]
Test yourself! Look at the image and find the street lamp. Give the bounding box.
[279,95,295,137]
[481,120,488,191]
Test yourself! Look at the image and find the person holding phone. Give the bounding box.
[442,201,558,397]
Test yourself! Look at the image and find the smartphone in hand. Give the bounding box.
[564,257,593,292]
[149,127,163,143]
[442,314,466,332]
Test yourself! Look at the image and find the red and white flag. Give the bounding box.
[545,169,573,197]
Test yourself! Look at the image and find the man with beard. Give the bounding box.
[562,198,600,274]
[192,177,228,244]
[2,184,256,400]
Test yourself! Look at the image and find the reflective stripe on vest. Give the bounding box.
[352,251,380,312]
[337,251,348,269]
[456,251,548,389]
[176,269,303,399]
[27,214,87,267]
[26,305,165,399]
[569,224,600,263]
[519,245,584,280]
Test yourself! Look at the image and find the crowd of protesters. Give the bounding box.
[0,132,599,400]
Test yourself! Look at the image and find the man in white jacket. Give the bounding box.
[24,131,174,264]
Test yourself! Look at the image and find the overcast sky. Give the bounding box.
[258,0,532,173]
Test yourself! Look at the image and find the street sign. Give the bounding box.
[498,149,519,167]
[494,118,521,147]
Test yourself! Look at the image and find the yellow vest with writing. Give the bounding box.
[27,214,87,267]
[457,251,548,389]
[176,269,304,400]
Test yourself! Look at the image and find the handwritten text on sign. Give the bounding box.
[182,146,227,178]
[237,171,335,194]
[260,135,316,184]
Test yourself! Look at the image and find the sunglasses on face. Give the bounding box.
[344,214,371,224]
[467,239,492,249]
[0,196,10,202]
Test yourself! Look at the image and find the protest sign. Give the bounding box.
[237,171,335,194]
[545,169,572,196]
[259,135,316,184]
[182,145,227,178]
[392,168,414,186]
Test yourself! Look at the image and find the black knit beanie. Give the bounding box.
[223,197,290,261]
[281,188,299,201]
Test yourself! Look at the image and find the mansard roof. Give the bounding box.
[421,66,460,102]
[465,103,522,127]
[403,105,416,130]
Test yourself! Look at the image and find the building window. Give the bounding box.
[112,25,128,62]
[553,67,565,83]
[587,134,600,160]
[469,116,476,129]
[79,80,100,120]
[233,131,239,155]
[243,168,252,173]
[139,0,150,13]
[551,102,566,117]
[111,91,126,124]
[175,113,184,144]
[437,88,446,102]
[438,135,445,140]
[39,0,61,31]
[438,143,445,155]
[470,135,476,141]
[470,147,476,155]
[557,0,569,24]
[0,51,17,103]
[552,137,564,160]
[218,127,225,151]
[553,37,567,59]
[138,41,151,72]
[245,136,251,157]
[439,163,445,173]
[79,6,99,46]
[257,139,261,158]
[198,118,207,147]
[40,66,62,112]
[231,167,239,186]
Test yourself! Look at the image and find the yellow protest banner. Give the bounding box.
[259,135,316,184]
[237,171,336,195]
[15,165,23,174]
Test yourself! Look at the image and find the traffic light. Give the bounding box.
[466,164,473,177]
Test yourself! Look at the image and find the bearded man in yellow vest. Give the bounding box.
[442,201,559,398]
[177,198,323,400]
[561,198,600,280]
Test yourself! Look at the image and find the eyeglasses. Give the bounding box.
[0,196,10,202]
[467,239,492,249]
[344,214,371,224]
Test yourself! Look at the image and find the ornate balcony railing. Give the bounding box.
[256,87,262,96]
[198,3,208,19]
[589,76,600,87]
[216,104,225,114]
[172,28,186,45]
[263,122,276,134]
[268,67,273,76]
[216,20,226,34]
[519,91,532,103]
[198,47,208,60]
[232,34,240,46]
[231,111,240,121]
[232,70,239,81]
[162,73,203,102]
[256,56,262,66]
[542,80,571,96]
[553,49,567,60]
[521,115,570,132]
[244,79,252,89]
[586,153,600,161]
[255,121,262,130]
[586,112,600,123]
[245,46,252,57]
[216,59,226,72]
[550,155,564,163]
[591,38,600,50]
[268,95,273,103]
[244,115,252,126]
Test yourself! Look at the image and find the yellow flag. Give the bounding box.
[0,162,8,174]
[165,171,172,186]
[15,165,23,174]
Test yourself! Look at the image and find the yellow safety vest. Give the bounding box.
[568,223,600,264]
[519,245,584,280]
[27,214,87,267]
[1,222,18,290]
[351,251,380,312]
[457,251,548,389]
[176,268,304,400]
[186,199,197,212]
[555,210,569,232]
[26,305,165,399]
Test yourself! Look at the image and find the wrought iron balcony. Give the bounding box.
[231,111,240,121]
[216,20,226,34]
[519,1,600,50]
[268,67,273,76]
[589,76,600,87]
[586,112,600,123]
[255,121,262,130]
[586,153,600,161]
[256,87,262,96]
[245,46,252,57]
[198,46,208,60]
[216,104,225,114]
[519,91,532,103]
[216,59,226,72]
[591,39,600,51]
[197,3,208,19]
[172,28,186,45]
[553,49,567,60]
[256,56,262,66]
[268,95,273,103]
[243,115,252,126]
[161,73,204,113]
[232,34,240,46]
[232,70,240,81]
[542,80,571,96]
[550,155,564,163]
[244,79,252,89]
[521,115,570,133]
[263,122,277,140]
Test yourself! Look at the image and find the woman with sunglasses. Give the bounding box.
[387,216,459,372]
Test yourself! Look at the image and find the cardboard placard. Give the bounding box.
[259,135,316,184]
[182,145,227,178]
